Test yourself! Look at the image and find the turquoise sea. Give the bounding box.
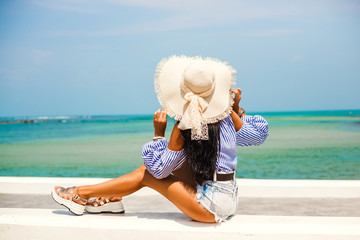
[1,110,360,179]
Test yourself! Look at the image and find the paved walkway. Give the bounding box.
[1,177,360,239]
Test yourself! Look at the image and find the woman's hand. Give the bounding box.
[153,109,167,137]
[230,88,242,114]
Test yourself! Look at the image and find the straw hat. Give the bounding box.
[154,55,236,140]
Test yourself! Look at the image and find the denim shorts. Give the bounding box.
[196,176,238,223]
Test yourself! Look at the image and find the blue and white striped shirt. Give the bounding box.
[142,115,268,179]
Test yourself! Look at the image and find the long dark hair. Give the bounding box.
[180,122,221,185]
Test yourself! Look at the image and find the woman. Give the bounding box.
[52,56,268,223]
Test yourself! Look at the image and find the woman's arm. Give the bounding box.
[230,88,268,146]
[230,88,244,131]
[230,110,243,132]
[153,108,184,151]
[142,109,185,179]
[235,115,268,146]
[167,122,184,151]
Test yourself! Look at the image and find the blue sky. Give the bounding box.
[0,0,359,117]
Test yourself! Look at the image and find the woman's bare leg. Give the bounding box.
[77,165,145,198]
[74,164,215,223]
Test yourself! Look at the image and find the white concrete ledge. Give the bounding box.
[1,177,360,240]
[1,208,359,240]
[1,176,360,198]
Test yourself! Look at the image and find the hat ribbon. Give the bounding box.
[180,82,215,140]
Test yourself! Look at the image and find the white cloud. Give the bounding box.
[33,0,360,16]
[37,0,360,35]
[106,0,360,12]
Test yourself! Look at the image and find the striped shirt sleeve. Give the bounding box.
[236,115,269,146]
[142,138,186,179]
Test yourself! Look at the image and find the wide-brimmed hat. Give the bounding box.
[154,55,236,140]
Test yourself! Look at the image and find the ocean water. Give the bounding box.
[1,110,359,179]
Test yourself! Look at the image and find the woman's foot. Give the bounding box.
[85,197,125,214]
[51,186,88,216]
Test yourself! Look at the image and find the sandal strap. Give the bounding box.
[64,187,70,199]
[57,187,68,198]
[74,195,87,205]
[71,186,87,205]
[55,186,87,205]
[86,197,122,207]
[69,187,75,199]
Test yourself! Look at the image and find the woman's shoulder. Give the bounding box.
[219,114,235,130]
[222,114,233,123]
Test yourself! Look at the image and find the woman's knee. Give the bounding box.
[136,164,147,172]
[136,164,151,187]
[139,165,165,188]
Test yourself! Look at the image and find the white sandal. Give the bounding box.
[85,197,125,214]
[51,186,87,216]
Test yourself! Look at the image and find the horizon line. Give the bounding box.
[1,109,359,119]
